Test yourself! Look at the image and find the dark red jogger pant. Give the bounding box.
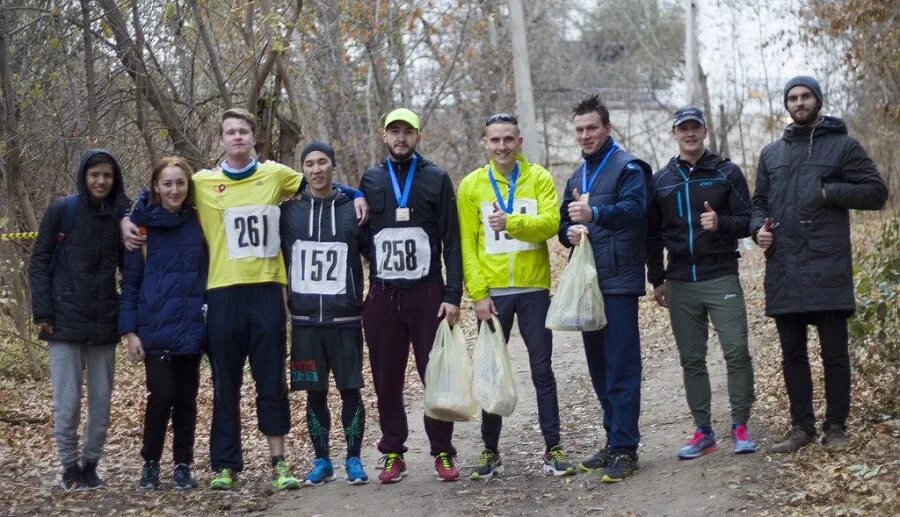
[362,280,456,457]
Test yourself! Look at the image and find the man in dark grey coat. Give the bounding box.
[751,75,888,453]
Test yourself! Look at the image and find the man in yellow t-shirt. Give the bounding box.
[122,108,367,491]
[457,113,573,480]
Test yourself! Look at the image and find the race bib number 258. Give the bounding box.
[374,227,431,280]
[224,205,281,259]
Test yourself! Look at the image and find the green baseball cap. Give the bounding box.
[383,108,420,130]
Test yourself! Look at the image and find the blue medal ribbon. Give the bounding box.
[386,154,418,208]
[581,142,618,193]
[488,163,519,214]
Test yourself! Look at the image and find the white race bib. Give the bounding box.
[374,227,431,280]
[224,205,281,260]
[481,199,540,255]
[290,241,348,295]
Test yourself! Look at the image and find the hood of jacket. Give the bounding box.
[782,115,847,141]
[76,149,129,212]
[130,188,197,228]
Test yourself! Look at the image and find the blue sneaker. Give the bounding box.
[303,458,336,486]
[677,429,718,459]
[344,457,369,485]
[732,425,757,454]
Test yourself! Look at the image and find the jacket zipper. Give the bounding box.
[676,167,697,282]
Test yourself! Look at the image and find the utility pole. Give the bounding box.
[685,0,701,106]
[507,0,542,164]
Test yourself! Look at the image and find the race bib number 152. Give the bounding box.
[224,205,281,259]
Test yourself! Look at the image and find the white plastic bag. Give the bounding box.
[472,316,518,417]
[545,230,606,331]
[424,320,477,422]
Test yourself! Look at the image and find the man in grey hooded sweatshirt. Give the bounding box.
[751,76,888,453]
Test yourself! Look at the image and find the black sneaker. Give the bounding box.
[578,447,612,472]
[61,463,85,491]
[81,461,106,489]
[140,460,160,489]
[822,425,849,451]
[173,463,197,490]
[600,451,638,483]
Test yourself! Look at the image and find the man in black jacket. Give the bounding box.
[752,76,888,453]
[647,108,756,460]
[359,108,463,483]
[281,141,372,487]
[30,149,131,490]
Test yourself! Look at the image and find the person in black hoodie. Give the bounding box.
[359,108,463,483]
[29,149,131,491]
[752,76,888,453]
[647,108,756,461]
[280,142,371,487]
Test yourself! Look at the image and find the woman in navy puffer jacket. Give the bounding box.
[119,156,207,490]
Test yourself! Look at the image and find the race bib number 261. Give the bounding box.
[374,227,431,280]
[224,205,281,259]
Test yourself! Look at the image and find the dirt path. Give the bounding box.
[266,300,771,516]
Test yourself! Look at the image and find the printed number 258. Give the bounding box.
[382,239,417,271]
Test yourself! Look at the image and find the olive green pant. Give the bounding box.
[667,275,755,428]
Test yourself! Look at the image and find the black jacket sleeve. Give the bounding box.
[29,200,63,324]
[646,182,666,287]
[557,178,575,248]
[439,173,463,305]
[716,163,752,239]
[823,139,889,210]
[750,152,772,240]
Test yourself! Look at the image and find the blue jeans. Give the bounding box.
[581,295,642,452]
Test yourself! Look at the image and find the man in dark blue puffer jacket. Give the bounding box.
[558,94,652,483]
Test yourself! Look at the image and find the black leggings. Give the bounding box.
[306,388,364,459]
[141,354,201,464]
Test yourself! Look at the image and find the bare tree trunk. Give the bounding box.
[191,0,232,108]
[699,65,718,154]
[718,104,730,158]
[80,0,98,139]
[507,0,542,164]
[97,0,203,165]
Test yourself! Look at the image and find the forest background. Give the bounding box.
[0,0,896,515]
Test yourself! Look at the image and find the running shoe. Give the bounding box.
[271,459,300,490]
[345,456,369,485]
[732,425,757,454]
[378,453,407,484]
[303,458,336,486]
[210,468,235,490]
[677,429,718,459]
[470,449,504,480]
[434,452,459,481]
[542,445,576,476]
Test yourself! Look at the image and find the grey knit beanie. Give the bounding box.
[783,75,823,108]
[300,141,336,165]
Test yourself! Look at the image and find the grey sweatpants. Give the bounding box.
[49,341,116,467]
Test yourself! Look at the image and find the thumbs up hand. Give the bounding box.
[488,201,507,231]
[568,188,593,223]
[756,217,774,249]
[700,201,718,232]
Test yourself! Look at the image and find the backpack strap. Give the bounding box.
[49,195,79,273]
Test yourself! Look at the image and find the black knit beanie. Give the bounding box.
[783,75,823,108]
[300,141,336,165]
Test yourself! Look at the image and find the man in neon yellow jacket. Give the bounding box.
[457,113,574,480]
